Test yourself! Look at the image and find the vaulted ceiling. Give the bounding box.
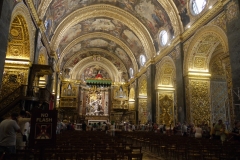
[34,0,185,83]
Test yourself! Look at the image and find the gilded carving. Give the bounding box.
[61,82,77,97]
[155,56,175,88]
[138,99,147,124]
[0,69,28,100]
[184,25,228,75]
[38,54,46,65]
[210,12,227,33]
[193,57,206,68]
[11,2,36,62]
[161,77,171,85]
[129,88,135,101]
[224,59,235,127]
[158,93,174,126]
[138,75,147,96]
[129,103,135,111]
[7,15,30,60]
[187,80,211,125]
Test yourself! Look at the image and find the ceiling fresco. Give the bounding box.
[61,38,133,70]
[58,17,144,59]
[82,65,110,80]
[63,50,127,73]
[79,64,128,82]
[45,0,174,51]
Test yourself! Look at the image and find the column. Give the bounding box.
[225,0,240,120]
[147,63,156,123]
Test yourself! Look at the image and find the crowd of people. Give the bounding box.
[1,112,239,159]
[70,119,240,143]
[0,111,31,159]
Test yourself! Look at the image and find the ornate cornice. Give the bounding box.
[50,4,155,58]
[59,32,138,73]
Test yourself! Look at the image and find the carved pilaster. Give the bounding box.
[185,76,211,125]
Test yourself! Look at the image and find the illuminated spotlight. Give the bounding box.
[209,6,212,9]
[188,25,191,28]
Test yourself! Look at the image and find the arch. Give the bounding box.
[50,5,156,58]
[11,2,35,62]
[71,57,119,82]
[138,74,147,96]
[62,48,128,73]
[184,25,228,75]
[59,32,138,73]
[155,56,176,88]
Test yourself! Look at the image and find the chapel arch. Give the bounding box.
[1,13,32,100]
[155,56,176,126]
[184,25,231,126]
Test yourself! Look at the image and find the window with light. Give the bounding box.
[192,0,207,15]
[140,55,146,66]
[159,30,168,46]
[129,68,134,78]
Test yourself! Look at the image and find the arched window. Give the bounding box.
[140,55,146,66]
[159,30,168,46]
[129,68,134,78]
[191,0,207,15]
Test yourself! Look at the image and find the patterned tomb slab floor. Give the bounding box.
[142,149,165,160]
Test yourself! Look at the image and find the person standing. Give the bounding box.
[82,121,87,131]
[194,124,203,138]
[231,121,240,142]
[16,110,31,149]
[214,120,226,141]
[0,113,20,158]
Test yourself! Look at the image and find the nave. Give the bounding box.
[5,130,240,160]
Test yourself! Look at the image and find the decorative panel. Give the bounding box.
[157,93,174,126]
[187,79,211,125]
[129,103,135,111]
[7,15,30,60]
[138,78,147,96]
[0,68,28,100]
[138,99,147,124]
[210,81,228,124]
[61,82,77,97]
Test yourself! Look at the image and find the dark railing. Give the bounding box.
[0,85,52,117]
